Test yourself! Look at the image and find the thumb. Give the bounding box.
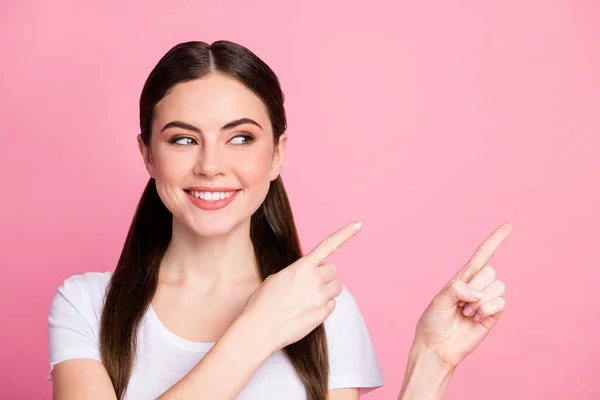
[436,280,485,308]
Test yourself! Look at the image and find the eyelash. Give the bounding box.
[168,134,255,147]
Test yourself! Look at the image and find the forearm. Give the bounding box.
[157,315,273,400]
[397,344,455,400]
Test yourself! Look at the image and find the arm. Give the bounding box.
[397,344,455,400]
[397,223,514,400]
[52,223,368,399]
[52,360,117,400]
[328,388,359,400]
[52,314,274,400]
[156,314,273,399]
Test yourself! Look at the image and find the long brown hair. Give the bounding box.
[100,41,329,400]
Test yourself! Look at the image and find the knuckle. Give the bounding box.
[451,280,463,293]
[319,263,334,275]
[320,264,337,283]
[331,281,342,298]
[329,263,337,274]
[313,276,324,290]
[326,299,337,314]
[317,286,330,302]
[484,265,496,279]
[313,294,325,309]
[297,259,310,271]
[495,280,506,294]
[479,303,491,316]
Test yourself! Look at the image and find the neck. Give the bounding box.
[159,218,259,287]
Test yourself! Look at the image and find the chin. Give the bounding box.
[192,224,236,238]
[186,215,249,239]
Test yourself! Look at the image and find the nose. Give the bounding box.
[193,141,225,178]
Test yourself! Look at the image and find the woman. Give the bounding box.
[48,40,513,400]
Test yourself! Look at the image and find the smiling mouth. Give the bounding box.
[184,189,240,202]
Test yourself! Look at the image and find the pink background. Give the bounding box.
[1,1,599,399]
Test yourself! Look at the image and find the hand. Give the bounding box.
[242,221,363,351]
[413,222,514,370]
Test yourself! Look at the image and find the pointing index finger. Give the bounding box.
[307,221,363,264]
[457,222,514,282]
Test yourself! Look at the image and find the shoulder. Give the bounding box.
[47,271,114,379]
[324,284,385,391]
[324,284,363,334]
[49,271,113,326]
[52,271,113,304]
[57,271,113,291]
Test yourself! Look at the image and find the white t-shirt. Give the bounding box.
[47,272,384,399]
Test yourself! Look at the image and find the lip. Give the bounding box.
[185,186,240,192]
[184,188,241,211]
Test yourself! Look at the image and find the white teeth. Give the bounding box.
[188,190,237,202]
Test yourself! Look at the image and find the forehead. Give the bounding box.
[153,73,270,132]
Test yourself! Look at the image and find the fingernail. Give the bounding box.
[470,289,485,299]
[352,222,363,231]
[474,314,481,322]
[463,306,474,316]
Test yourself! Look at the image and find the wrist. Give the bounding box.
[228,311,278,360]
[398,342,455,400]
[408,341,456,375]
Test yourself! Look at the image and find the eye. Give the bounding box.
[170,136,197,146]
[229,134,255,145]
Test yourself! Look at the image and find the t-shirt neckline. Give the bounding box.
[147,304,216,353]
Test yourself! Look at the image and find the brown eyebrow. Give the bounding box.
[160,118,263,133]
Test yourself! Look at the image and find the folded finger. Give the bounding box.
[323,280,343,300]
[474,297,506,322]
[462,280,506,317]
[317,263,337,283]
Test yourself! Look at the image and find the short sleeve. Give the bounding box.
[325,285,384,393]
[47,272,111,381]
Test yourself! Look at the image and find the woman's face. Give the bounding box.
[138,73,286,237]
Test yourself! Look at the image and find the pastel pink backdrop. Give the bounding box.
[1,1,598,399]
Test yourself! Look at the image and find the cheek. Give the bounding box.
[231,149,275,212]
[153,151,194,182]
[232,150,274,188]
[151,151,196,209]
